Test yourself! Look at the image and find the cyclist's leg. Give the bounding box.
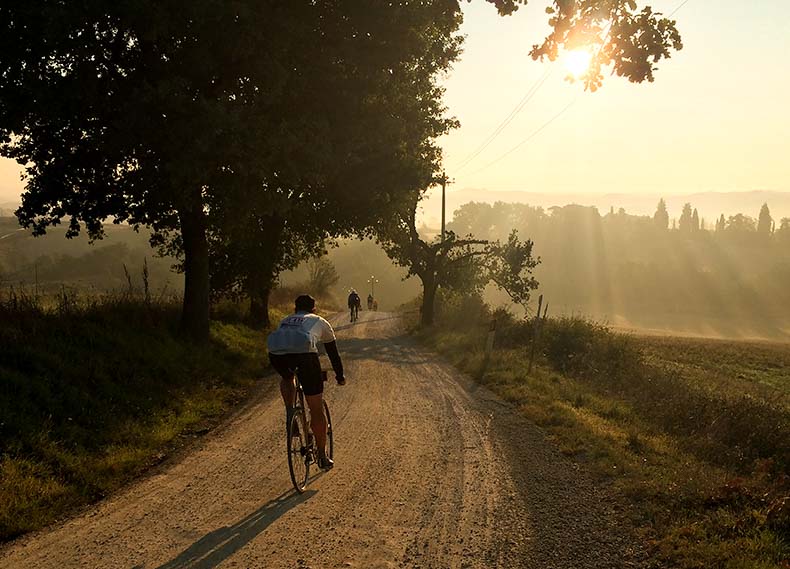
[305,394,327,454]
[270,354,296,411]
[298,354,329,458]
[280,375,296,411]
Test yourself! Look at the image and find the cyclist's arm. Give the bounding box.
[324,340,344,380]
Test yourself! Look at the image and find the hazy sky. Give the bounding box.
[431,0,790,202]
[2,1,789,206]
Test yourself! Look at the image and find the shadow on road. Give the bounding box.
[339,335,432,366]
[153,488,317,569]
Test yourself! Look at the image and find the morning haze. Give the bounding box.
[1,2,788,568]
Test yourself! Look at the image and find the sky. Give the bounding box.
[2,0,789,212]
[424,0,790,210]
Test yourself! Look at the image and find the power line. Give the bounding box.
[452,65,554,174]
[452,0,687,178]
[669,0,692,16]
[467,97,577,176]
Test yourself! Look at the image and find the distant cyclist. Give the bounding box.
[347,289,361,322]
[267,294,345,471]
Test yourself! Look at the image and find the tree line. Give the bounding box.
[448,200,790,338]
[0,1,682,339]
[653,198,787,236]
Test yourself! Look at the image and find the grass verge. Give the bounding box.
[0,291,285,542]
[415,293,790,569]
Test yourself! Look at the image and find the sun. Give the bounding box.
[563,49,593,78]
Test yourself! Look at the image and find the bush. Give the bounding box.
[434,289,490,329]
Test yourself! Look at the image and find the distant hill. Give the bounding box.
[0,221,180,292]
[0,201,19,217]
[419,189,790,228]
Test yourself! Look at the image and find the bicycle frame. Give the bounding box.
[286,367,333,493]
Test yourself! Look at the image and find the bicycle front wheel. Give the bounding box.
[324,400,334,460]
[287,409,310,492]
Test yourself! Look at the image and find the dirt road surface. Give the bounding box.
[1,311,649,568]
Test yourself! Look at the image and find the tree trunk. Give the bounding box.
[179,205,211,342]
[246,216,284,328]
[420,274,438,327]
[248,285,272,329]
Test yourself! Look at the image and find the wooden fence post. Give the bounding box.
[528,294,544,374]
[480,317,497,378]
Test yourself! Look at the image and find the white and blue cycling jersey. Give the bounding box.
[267,311,336,355]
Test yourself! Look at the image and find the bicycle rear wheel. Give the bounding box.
[287,409,310,492]
[323,400,333,460]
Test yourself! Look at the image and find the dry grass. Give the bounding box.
[416,294,790,568]
[0,289,284,541]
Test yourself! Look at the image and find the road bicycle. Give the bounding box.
[286,370,334,493]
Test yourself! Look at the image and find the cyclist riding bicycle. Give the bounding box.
[267,294,345,471]
[347,289,361,321]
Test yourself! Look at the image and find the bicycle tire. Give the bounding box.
[323,400,333,460]
[287,409,310,493]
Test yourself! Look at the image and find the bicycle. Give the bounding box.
[350,305,359,322]
[286,369,334,493]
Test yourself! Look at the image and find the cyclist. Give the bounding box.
[267,294,345,471]
[347,289,361,321]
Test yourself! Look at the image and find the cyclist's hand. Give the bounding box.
[336,375,346,386]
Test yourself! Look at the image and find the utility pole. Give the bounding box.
[439,171,451,242]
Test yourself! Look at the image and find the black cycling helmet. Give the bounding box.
[295,294,316,312]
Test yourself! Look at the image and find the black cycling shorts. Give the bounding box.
[269,352,323,396]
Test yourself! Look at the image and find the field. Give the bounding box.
[636,335,790,397]
[417,295,790,569]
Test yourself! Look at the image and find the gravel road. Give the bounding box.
[1,311,649,568]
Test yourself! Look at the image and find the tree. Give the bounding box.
[653,198,669,230]
[207,210,327,328]
[678,203,694,233]
[777,218,790,243]
[716,214,727,232]
[378,192,489,327]
[725,214,757,234]
[758,203,773,235]
[692,208,700,232]
[522,0,683,91]
[308,258,340,297]
[1,2,298,339]
[0,1,462,340]
[485,230,541,311]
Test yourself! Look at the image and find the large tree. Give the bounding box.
[1,1,300,339]
[678,203,694,233]
[205,2,464,326]
[0,1,462,340]
[378,190,490,326]
[653,198,669,230]
[757,203,773,236]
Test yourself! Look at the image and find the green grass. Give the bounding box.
[415,294,790,569]
[0,291,279,541]
[636,335,790,397]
